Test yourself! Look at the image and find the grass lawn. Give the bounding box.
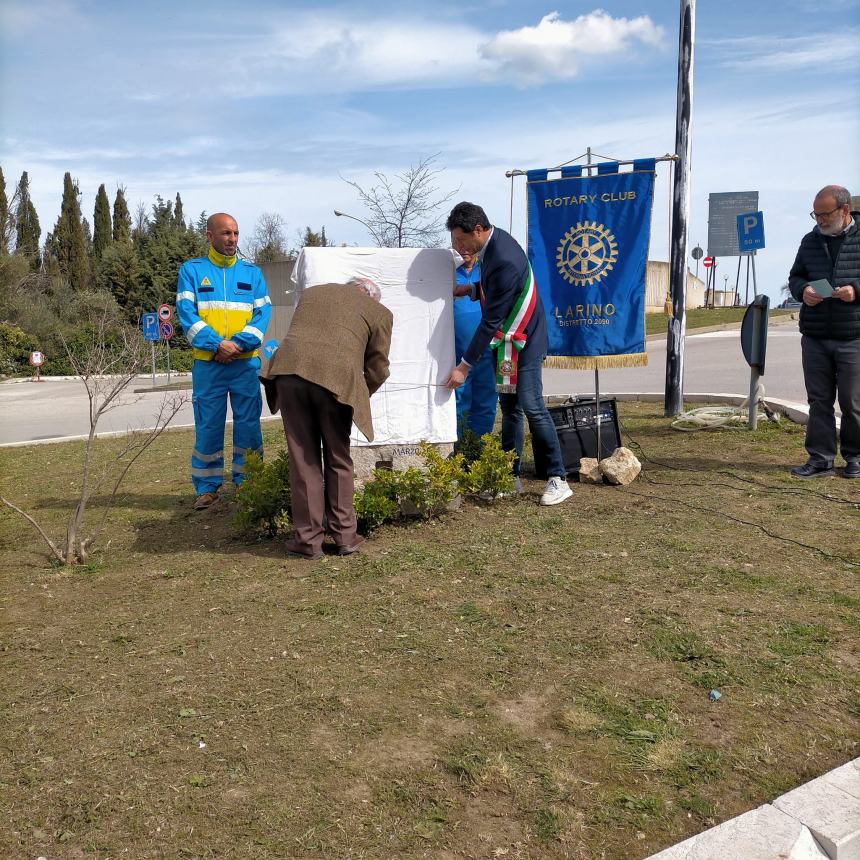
[1,403,857,859]
[645,307,793,337]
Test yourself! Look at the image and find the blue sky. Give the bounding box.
[1,0,858,303]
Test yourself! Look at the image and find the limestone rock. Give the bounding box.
[599,447,641,485]
[578,457,603,484]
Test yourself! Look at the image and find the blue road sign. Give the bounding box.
[737,211,765,253]
[142,313,160,341]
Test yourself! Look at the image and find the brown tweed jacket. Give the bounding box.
[261,283,393,441]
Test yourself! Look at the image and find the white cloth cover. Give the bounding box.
[291,247,458,445]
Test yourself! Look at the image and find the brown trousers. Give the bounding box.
[276,375,358,554]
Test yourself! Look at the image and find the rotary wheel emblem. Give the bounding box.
[556,221,619,286]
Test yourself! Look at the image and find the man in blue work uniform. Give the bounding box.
[176,212,272,509]
[454,251,498,439]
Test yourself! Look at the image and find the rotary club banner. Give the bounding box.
[526,159,656,369]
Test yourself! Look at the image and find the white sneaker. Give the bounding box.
[540,476,572,506]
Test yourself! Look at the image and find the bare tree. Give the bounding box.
[1,304,186,564]
[132,201,149,240]
[246,212,290,263]
[341,154,459,248]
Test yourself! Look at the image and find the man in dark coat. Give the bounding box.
[444,201,572,506]
[788,185,860,478]
[262,279,393,557]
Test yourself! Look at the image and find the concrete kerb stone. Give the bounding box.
[646,757,860,860]
[646,804,830,859]
[546,391,813,428]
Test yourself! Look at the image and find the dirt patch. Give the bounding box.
[1,405,858,859]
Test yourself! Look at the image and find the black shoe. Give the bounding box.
[334,537,365,556]
[790,462,835,479]
[843,461,860,479]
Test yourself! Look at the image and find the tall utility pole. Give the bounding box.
[664,0,696,416]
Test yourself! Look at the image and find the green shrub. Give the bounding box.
[234,450,291,537]
[453,426,484,463]
[463,434,516,500]
[354,469,400,534]
[0,321,39,376]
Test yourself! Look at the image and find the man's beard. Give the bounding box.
[819,217,848,237]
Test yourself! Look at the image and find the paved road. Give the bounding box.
[544,326,806,404]
[0,320,807,446]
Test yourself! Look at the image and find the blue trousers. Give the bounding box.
[454,298,498,438]
[191,358,263,494]
[499,360,566,479]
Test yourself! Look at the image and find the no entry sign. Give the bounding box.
[703,256,715,269]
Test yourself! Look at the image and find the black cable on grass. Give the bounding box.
[619,421,859,508]
[612,484,860,569]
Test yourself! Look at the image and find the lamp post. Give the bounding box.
[333,210,383,246]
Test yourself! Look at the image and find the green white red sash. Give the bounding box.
[484,263,538,393]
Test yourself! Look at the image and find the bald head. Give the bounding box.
[206,212,239,257]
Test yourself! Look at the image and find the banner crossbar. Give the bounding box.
[506,153,677,178]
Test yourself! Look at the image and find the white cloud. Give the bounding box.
[0,0,80,35]
[214,16,485,96]
[713,31,859,71]
[479,10,665,84]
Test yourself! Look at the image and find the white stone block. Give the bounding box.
[774,772,860,860]
[822,759,860,803]
[646,804,829,860]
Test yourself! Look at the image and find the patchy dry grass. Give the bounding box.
[1,404,858,859]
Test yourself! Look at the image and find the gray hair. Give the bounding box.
[347,277,381,302]
[815,185,851,206]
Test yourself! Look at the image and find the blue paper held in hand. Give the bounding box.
[809,279,833,297]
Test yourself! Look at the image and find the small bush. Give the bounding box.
[463,435,516,500]
[354,469,399,534]
[0,321,39,376]
[453,427,484,463]
[234,450,291,537]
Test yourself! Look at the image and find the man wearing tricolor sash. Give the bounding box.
[444,202,572,506]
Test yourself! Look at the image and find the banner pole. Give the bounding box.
[584,146,603,460]
[664,0,696,416]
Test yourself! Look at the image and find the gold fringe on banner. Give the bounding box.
[543,352,649,370]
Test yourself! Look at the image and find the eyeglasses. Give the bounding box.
[810,206,843,221]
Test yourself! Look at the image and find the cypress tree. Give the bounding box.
[112,186,131,243]
[174,193,185,229]
[15,172,41,269]
[54,172,91,289]
[0,166,10,254]
[92,183,112,260]
[195,210,208,236]
[82,217,94,256]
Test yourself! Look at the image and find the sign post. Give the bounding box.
[142,312,160,385]
[691,244,703,282]
[740,294,769,430]
[28,350,45,383]
[160,320,174,383]
[702,256,715,307]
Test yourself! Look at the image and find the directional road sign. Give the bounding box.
[737,211,765,253]
[142,313,160,342]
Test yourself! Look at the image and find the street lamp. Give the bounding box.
[333,210,383,246]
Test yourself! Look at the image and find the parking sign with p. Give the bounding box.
[737,211,765,253]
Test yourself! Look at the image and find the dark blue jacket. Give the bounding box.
[462,227,547,369]
[788,213,860,340]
